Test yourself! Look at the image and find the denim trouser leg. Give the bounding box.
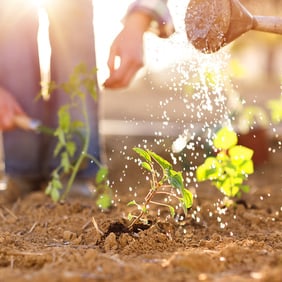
[0,2,44,179]
[43,0,101,179]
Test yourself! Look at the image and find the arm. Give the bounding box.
[125,0,175,38]
[103,0,175,89]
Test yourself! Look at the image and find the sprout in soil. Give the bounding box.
[127,147,193,229]
[196,126,254,205]
[44,64,111,207]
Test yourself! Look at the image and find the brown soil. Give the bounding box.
[0,137,281,282]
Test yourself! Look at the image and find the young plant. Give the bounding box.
[268,95,282,124]
[233,105,269,134]
[196,127,254,200]
[127,147,193,229]
[44,64,110,207]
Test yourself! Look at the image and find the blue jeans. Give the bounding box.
[0,0,100,180]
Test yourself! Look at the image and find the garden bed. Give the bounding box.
[0,136,281,282]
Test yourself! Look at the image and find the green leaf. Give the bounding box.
[45,183,52,195]
[96,194,112,209]
[196,163,208,181]
[47,177,62,192]
[240,160,254,175]
[51,188,60,202]
[213,127,238,150]
[141,162,152,171]
[141,205,147,213]
[220,181,240,197]
[224,163,237,177]
[61,152,71,173]
[268,97,282,124]
[96,167,108,184]
[229,145,254,161]
[181,188,193,210]
[216,151,228,161]
[148,151,172,170]
[196,157,222,181]
[168,169,184,190]
[133,147,151,162]
[71,120,84,129]
[127,213,133,221]
[240,185,250,193]
[54,142,63,157]
[58,106,71,132]
[127,200,137,207]
[54,128,66,145]
[169,206,175,217]
[66,141,76,157]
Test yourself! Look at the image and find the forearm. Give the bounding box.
[123,10,152,34]
[124,0,175,38]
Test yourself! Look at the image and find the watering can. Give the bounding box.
[185,0,282,53]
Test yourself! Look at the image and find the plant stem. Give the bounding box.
[128,180,161,229]
[61,95,90,200]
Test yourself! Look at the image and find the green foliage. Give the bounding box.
[128,147,193,229]
[233,105,269,134]
[44,64,110,207]
[196,127,254,199]
[268,96,282,124]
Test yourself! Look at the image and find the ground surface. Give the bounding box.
[0,136,281,282]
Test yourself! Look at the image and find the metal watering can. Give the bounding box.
[185,0,282,53]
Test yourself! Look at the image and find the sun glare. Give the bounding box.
[32,0,46,7]
[37,5,51,99]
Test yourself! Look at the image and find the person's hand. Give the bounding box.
[103,12,152,89]
[0,87,26,131]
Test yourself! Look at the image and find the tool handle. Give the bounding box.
[253,16,282,35]
[13,115,39,131]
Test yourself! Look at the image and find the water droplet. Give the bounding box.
[219,256,226,262]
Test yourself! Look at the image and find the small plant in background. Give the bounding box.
[231,105,269,134]
[268,95,282,124]
[44,64,111,207]
[196,127,254,204]
[127,147,193,229]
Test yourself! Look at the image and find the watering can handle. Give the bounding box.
[253,16,282,35]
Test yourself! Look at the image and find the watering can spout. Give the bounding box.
[225,0,253,43]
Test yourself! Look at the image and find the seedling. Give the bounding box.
[127,147,193,229]
[196,127,254,201]
[232,105,269,134]
[268,95,282,124]
[44,64,110,207]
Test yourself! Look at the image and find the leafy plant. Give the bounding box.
[268,95,282,124]
[231,105,269,134]
[44,64,110,206]
[127,147,193,229]
[196,127,254,200]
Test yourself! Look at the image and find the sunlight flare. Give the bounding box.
[37,5,51,99]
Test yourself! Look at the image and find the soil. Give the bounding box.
[0,136,281,282]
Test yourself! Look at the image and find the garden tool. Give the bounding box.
[14,115,54,135]
[185,0,282,53]
[0,116,53,192]
[0,132,7,191]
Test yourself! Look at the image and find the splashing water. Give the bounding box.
[145,1,234,192]
[107,0,282,222]
[107,1,234,210]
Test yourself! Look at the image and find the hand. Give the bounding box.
[0,87,26,131]
[103,12,152,89]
